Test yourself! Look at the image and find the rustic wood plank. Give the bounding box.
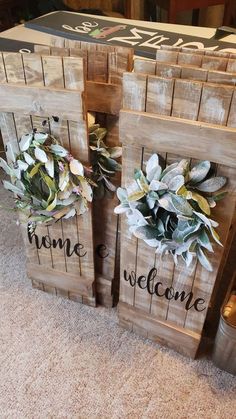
[119,111,236,169]
[202,56,228,71]
[156,50,178,63]
[3,52,25,84]
[0,53,7,82]
[177,52,203,67]
[0,84,84,121]
[172,79,202,120]
[133,58,156,75]
[87,51,108,83]
[41,55,64,88]
[109,51,133,84]
[155,62,181,79]
[146,76,174,115]
[63,56,85,91]
[227,90,236,127]
[27,263,94,295]
[119,302,201,358]
[22,54,44,87]
[86,81,122,114]
[181,67,208,82]
[123,72,147,111]
[198,84,234,125]
[207,70,236,86]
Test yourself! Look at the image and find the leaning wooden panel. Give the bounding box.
[0,52,96,306]
[34,42,133,115]
[118,74,236,358]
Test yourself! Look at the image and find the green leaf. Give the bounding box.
[168,175,185,192]
[158,193,176,212]
[28,162,42,178]
[0,157,13,176]
[46,195,57,211]
[196,176,227,193]
[189,161,210,184]
[128,190,146,201]
[19,133,33,152]
[197,247,213,272]
[146,154,161,182]
[34,147,48,163]
[212,191,228,202]
[191,192,211,215]
[171,194,193,216]
[133,225,158,240]
[117,187,128,202]
[198,229,213,252]
[50,144,68,157]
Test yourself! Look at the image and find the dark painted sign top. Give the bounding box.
[25,11,236,58]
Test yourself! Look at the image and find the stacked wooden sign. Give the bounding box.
[0,40,236,358]
[117,47,236,357]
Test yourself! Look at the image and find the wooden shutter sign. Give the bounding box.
[0,52,96,306]
[118,72,236,358]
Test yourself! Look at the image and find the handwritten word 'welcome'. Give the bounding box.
[124,268,206,312]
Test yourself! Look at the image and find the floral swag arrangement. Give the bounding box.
[0,123,121,225]
[115,154,227,272]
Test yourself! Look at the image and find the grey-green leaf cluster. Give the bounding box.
[89,124,122,199]
[0,131,93,224]
[114,154,227,272]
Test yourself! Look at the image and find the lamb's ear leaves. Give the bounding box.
[197,247,213,272]
[171,194,193,216]
[191,192,211,215]
[117,187,128,202]
[128,190,146,202]
[189,161,210,184]
[196,176,227,193]
[0,157,13,176]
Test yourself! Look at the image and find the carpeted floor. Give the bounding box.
[0,180,236,419]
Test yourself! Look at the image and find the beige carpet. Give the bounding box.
[0,180,236,419]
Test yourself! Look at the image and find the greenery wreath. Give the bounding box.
[0,123,122,225]
[0,130,93,224]
[115,154,227,272]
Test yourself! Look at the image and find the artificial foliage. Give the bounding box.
[115,154,227,271]
[89,124,122,199]
[0,130,93,224]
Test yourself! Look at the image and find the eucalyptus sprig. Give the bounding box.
[0,131,93,224]
[89,124,122,199]
[114,154,227,271]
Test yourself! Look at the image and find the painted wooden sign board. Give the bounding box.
[118,72,236,358]
[0,52,96,306]
[25,11,236,59]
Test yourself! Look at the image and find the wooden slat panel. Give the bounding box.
[119,302,200,359]
[156,50,178,63]
[109,51,132,84]
[0,53,7,82]
[198,84,233,125]
[34,45,51,55]
[87,51,108,82]
[202,56,228,71]
[207,70,236,85]
[172,79,202,120]
[119,145,143,307]
[41,55,64,88]
[3,52,25,84]
[185,164,236,333]
[177,52,202,67]
[146,76,174,115]
[181,67,207,82]
[86,82,121,114]
[63,56,84,91]
[50,46,69,57]
[227,90,236,127]
[227,59,236,73]
[22,54,44,87]
[0,84,84,120]
[155,62,181,79]
[119,111,236,169]
[123,72,147,111]
[133,58,156,75]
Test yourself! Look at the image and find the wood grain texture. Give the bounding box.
[118,71,236,357]
[0,52,96,306]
